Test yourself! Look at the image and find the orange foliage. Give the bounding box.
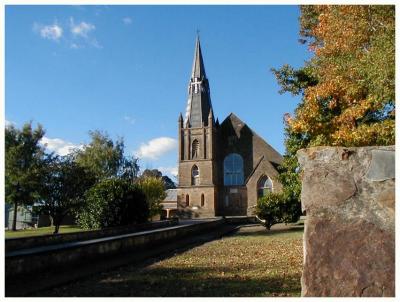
[290,5,395,147]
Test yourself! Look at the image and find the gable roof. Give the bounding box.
[221,113,283,166]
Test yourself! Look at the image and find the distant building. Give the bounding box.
[176,37,283,218]
[5,205,36,230]
[161,189,178,219]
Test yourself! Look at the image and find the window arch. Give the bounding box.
[223,153,244,186]
[185,194,190,206]
[201,194,205,207]
[191,165,200,185]
[192,139,200,158]
[257,175,273,198]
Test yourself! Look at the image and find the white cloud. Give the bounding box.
[122,17,132,25]
[123,115,136,125]
[135,137,177,160]
[40,136,83,156]
[69,17,101,48]
[33,22,63,41]
[70,18,95,38]
[158,166,178,178]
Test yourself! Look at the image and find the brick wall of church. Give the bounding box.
[246,159,283,215]
[178,160,216,187]
[177,186,216,218]
[217,186,247,216]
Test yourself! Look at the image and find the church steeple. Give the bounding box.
[191,36,206,79]
[184,36,214,128]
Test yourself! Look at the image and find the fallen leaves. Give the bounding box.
[39,225,304,297]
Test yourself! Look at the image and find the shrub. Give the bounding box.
[256,192,301,230]
[77,178,149,229]
[136,176,166,220]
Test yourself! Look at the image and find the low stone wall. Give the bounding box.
[6,218,224,278]
[224,216,258,224]
[298,146,395,297]
[6,219,179,253]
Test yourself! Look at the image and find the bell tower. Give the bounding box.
[177,36,218,217]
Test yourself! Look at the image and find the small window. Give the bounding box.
[257,176,273,198]
[192,165,200,185]
[186,194,190,206]
[201,194,205,207]
[192,139,200,158]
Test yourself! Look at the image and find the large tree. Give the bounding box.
[141,169,176,190]
[5,122,46,230]
[284,5,395,147]
[261,5,394,223]
[38,155,95,234]
[74,130,139,181]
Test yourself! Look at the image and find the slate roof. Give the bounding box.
[184,36,213,128]
[163,189,178,202]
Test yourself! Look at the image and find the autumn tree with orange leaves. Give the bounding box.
[280,5,395,147]
[258,5,395,224]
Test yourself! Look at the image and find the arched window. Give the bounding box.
[224,153,244,186]
[185,194,189,206]
[191,165,200,185]
[201,194,205,207]
[192,139,200,158]
[257,175,273,198]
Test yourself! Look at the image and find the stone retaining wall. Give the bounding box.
[5,218,224,278]
[298,146,395,297]
[6,219,179,253]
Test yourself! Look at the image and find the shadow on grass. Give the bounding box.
[37,266,302,297]
[26,224,303,297]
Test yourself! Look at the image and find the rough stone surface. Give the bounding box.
[297,146,395,297]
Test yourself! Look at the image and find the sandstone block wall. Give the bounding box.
[298,146,395,297]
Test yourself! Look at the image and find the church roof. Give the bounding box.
[184,36,213,128]
[221,113,283,166]
[163,189,178,202]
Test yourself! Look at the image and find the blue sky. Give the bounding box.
[5,5,311,180]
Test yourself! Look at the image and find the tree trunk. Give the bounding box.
[12,202,18,231]
[49,216,54,227]
[53,223,60,234]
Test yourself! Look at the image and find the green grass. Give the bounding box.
[40,224,304,297]
[5,225,85,238]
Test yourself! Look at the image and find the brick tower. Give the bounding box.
[177,36,218,218]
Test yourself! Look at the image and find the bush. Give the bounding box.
[256,192,301,230]
[77,178,149,229]
[136,176,166,220]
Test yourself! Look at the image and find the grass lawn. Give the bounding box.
[40,224,303,297]
[5,225,85,239]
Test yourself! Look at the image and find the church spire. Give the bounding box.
[184,36,214,128]
[191,35,206,79]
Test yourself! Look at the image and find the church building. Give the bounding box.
[176,37,283,218]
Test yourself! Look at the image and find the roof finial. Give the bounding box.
[196,29,200,39]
